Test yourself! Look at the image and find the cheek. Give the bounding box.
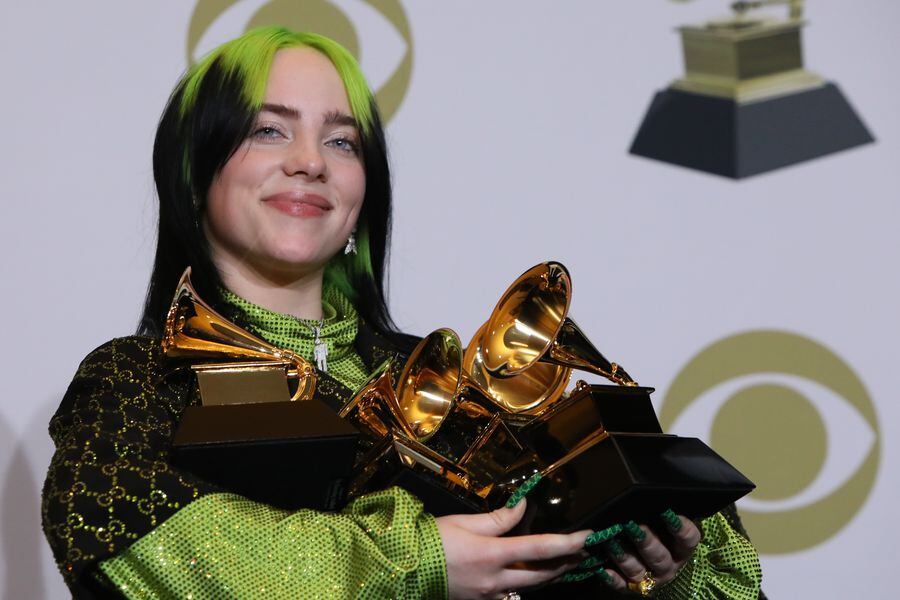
[342,164,367,215]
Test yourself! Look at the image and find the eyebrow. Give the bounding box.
[323,110,358,129]
[259,104,358,129]
[260,103,299,119]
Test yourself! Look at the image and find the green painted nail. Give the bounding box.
[577,555,604,570]
[504,473,543,508]
[594,567,614,585]
[584,524,623,547]
[561,570,596,583]
[624,521,647,542]
[661,509,683,532]
[605,539,625,560]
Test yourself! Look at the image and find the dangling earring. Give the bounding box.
[344,228,357,255]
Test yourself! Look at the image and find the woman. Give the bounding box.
[42,27,761,599]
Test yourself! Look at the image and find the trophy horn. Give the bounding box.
[463,321,571,414]
[396,328,517,441]
[479,262,637,387]
[395,329,468,442]
[340,358,418,440]
[162,267,316,401]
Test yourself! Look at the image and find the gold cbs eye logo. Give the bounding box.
[186,0,413,122]
[660,330,880,554]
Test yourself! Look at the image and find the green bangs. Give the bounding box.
[179,27,374,134]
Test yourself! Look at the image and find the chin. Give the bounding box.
[257,245,337,274]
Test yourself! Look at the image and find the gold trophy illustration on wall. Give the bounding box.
[630,0,873,178]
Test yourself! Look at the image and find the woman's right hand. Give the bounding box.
[436,499,591,599]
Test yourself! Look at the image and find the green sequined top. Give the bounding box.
[42,287,763,599]
[221,283,370,392]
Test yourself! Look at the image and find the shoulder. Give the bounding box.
[387,331,423,356]
[66,335,167,392]
[51,335,187,431]
[76,335,162,369]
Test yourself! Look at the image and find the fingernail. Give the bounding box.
[504,473,543,508]
[560,570,596,583]
[577,555,604,570]
[661,509,683,533]
[584,524,623,547]
[624,521,647,543]
[604,539,625,561]
[594,567,615,585]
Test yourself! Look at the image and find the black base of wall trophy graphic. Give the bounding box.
[630,0,874,179]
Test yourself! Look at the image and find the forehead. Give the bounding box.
[264,47,351,111]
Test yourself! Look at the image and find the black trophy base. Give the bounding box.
[512,433,755,535]
[517,384,662,464]
[172,400,359,511]
[629,83,874,178]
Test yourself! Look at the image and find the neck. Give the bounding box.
[213,257,326,321]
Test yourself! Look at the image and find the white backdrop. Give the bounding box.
[1,0,898,597]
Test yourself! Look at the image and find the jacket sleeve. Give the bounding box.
[42,337,216,590]
[97,489,447,599]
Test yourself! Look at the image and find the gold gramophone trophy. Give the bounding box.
[345,262,755,534]
[630,0,873,178]
[165,268,360,511]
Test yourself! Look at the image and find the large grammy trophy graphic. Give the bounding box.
[630,0,874,178]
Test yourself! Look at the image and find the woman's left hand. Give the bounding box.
[603,516,702,592]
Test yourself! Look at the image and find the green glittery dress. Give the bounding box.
[42,287,763,599]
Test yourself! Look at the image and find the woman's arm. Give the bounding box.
[97,488,447,598]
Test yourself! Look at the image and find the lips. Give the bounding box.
[262,191,333,218]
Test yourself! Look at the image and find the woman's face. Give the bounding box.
[204,47,365,280]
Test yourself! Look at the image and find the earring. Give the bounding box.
[344,228,357,255]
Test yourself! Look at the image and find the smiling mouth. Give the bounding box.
[263,191,332,218]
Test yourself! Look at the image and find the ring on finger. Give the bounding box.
[626,571,657,596]
[502,592,521,600]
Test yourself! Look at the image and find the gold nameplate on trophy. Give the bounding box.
[672,0,824,103]
[192,361,292,406]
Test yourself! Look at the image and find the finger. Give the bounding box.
[447,500,527,536]
[496,553,587,591]
[610,547,652,582]
[498,529,592,564]
[634,525,675,576]
[600,568,628,591]
[662,513,702,560]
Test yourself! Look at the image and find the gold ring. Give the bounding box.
[502,593,521,600]
[626,571,657,596]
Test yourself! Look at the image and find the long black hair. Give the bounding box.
[138,28,401,343]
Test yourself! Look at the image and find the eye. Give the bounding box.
[250,123,286,141]
[326,136,360,155]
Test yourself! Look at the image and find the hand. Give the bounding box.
[603,516,702,592]
[436,499,591,600]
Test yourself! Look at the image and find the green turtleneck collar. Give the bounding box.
[220,284,369,392]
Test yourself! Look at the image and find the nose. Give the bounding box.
[283,139,327,182]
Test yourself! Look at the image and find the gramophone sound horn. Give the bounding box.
[479,262,637,387]
[463,322,571,414]
[340,358,417,440]
[396,328,516,441]
[162,267,317,401]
